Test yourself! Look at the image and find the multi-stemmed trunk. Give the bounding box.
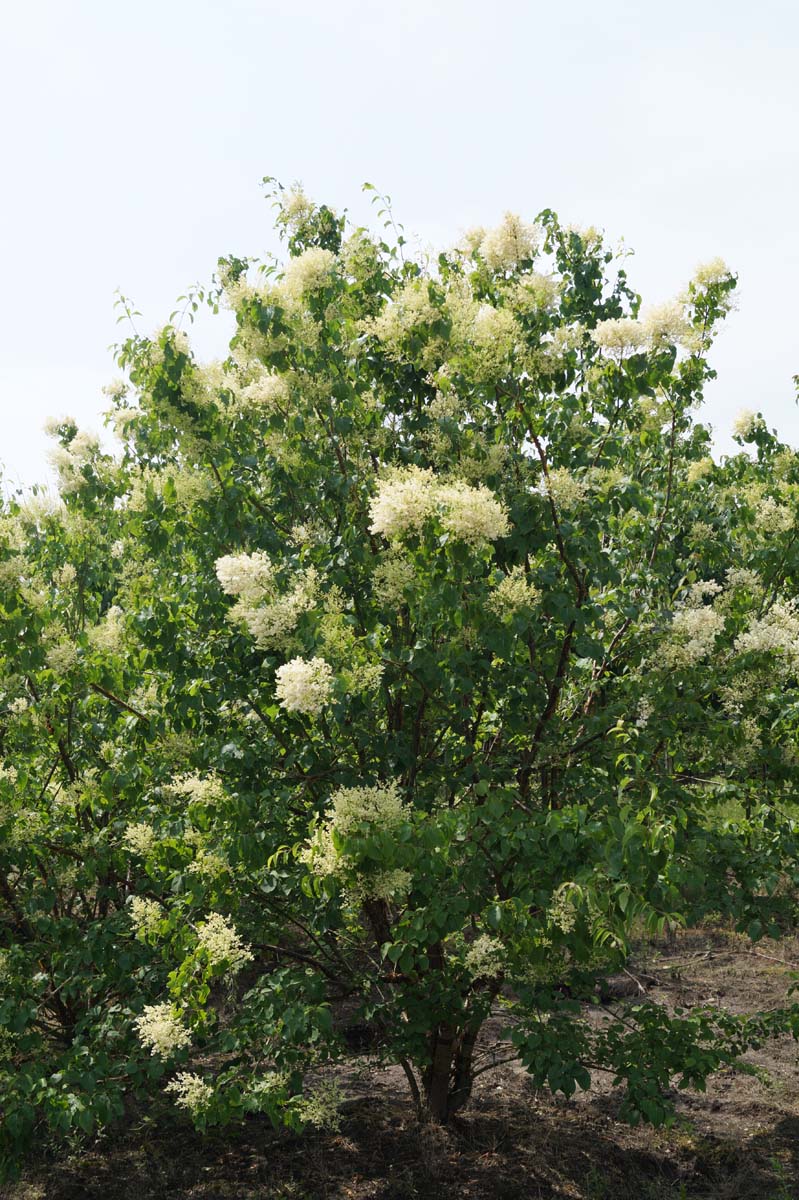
[420,1022,481,1122]
[362,901,486,1123]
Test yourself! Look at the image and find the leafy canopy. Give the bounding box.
[3,180,799,1170]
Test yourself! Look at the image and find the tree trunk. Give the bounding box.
[422,1023,456,1121]
[420,1024,480,1122]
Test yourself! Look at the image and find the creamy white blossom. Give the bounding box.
[240,373,291,410]
[275,656,334,715]
[165,1071,214,1115]
[640,301,690,348]
[735,601,799,667]
[479,213,539,271]
[662,584,725,669]
[467,303,521,376]
[102,378,128,401]
[329,780,404,840]
[686,457,714,484]
[134,1003,191,1058]
[369,468,508,545]
[215,552,275,603]
[44,639,78,674]
[436,481,509,545]
[363,867,412,902]
[280,183,315,232]
[215,552,317,650]
[732,409,758,441]
[240,569,318,650]
[487,566,540,618]
[47,428,101,496]
[303,780,407,883]
[693,257,731,288]
[372,554,416,606]
[88,605,125,654]
[128,896,164,938]
[464,935,505,979]
[293,1079,344,1131]
[282,247,337,297]
[368,467,438,539]
[540,467,589,511]
[167,772,226,807]
[590,318,646,354]
[754,495,794,534]
[196,912,253,973]
[122,822,157,856]
[548,883,581,933]
[365,280,443,367]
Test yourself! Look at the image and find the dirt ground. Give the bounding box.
[10,924,799,1200]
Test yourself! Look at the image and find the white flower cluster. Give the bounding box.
[47,429,100,496]
[240,373,291,410]
[215,551,275,603]
[470,303,520,369]
[725,567,760,594]
[364,867,413,903]
[134,1003,191,1058]
[732,409,758,441]
[463,934,505,980]
[444,282,521,379]
[88,605,125,655]
[369,467,508,546]
[0,555,25,591]
[693,257,731,288]
[122,822,157,856]
[293,1079,344,1131]
[187,848,229,879]
[364,280,444,368]
[148,325,190,365]
[165,1071,214,1115]
[478,213,540,272]
[487,565,540,618]
[548,882,583,933]
[329,780,404,840]
[282,247,337,298]
[372,554,416,606]
[44,639,78,674]
[167,772,226,807]
[540,467,589,511]
[102,378,128,401]
[590,318,646,354]
[591,302,694,355]
[275,656,334,715]
[754,495,794,535]
[686,457,714,484]
[280,183,315,232]
[640,301,691,348]
[661,582,725,669]
[215,552,317,651]
[436,480,510,545]
[128,896,164,938]
[196,912,254,973]
[735,601,799,668]
[55,563,76,588]
[303,781,409,897]
[368,466,437,539]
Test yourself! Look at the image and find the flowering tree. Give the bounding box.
[3,182,799,1172]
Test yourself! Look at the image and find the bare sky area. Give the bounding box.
[1,0,797,488]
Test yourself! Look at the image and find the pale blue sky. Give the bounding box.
[2,0,798,488]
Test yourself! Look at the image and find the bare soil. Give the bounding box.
[11,924,799,1200]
